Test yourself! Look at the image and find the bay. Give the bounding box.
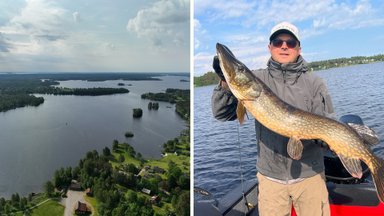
[0,75,189,198]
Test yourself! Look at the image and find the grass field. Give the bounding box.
[30,200,64,216]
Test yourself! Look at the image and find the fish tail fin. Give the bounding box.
[371,158,384,203]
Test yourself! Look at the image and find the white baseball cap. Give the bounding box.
[269,21,300,42]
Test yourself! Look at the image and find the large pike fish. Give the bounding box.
[216,43,384,202]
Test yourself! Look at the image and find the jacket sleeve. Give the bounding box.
[211,83,238,121]
[312,77,336,120]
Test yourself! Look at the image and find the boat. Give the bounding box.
[194,115,384,216]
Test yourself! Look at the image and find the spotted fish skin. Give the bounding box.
[216,42,384,202]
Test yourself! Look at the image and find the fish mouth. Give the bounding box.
[216,43,237,78]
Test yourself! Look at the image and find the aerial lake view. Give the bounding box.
[0,73,189,199]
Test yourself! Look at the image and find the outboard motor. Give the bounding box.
[324,114,370,184]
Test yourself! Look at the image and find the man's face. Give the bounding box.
[268,33,301,64]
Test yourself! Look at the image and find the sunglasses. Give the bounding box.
[271,38,299,48]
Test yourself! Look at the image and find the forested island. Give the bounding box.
[194,54,384,87]
[0,73,150,112]
[141,89,190,121]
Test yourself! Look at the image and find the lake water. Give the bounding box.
[0,75,189,198]
[194,62,384,200]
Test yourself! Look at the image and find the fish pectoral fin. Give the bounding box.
[236,102,247,125]
[287,137,303,160]
[337,154,363,179]
[347,123,380,146]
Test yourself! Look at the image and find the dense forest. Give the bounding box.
[0,74,135,112]
[194,54,384,87]
[141,89,190,121]
[33,86,129,96]
[307,54,384,71]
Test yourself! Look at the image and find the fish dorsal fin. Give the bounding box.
[236,101,247,125]
[287,137,303,160]
[337,154,363,179]
[347,123,380,146]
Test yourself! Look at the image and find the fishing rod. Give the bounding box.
[237,119,256,216]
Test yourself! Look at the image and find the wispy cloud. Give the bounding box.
[0,33,12,52]
[0,0,191,73]
[127,0,189,49]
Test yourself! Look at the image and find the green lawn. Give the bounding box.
[30,200,64,216]
[85,196,99,216]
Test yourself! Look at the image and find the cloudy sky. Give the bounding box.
[0,0,190,73]
[194,0,384,75]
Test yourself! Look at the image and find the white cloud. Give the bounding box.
[0,0,69,56]
[73,11,80,23]
[127,0,189,49]
[8,0,67,35]
[0,33,12,52]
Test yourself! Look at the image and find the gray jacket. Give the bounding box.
[211,56,335,181]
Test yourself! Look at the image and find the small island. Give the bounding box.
[148,102,159,110]
[124,131,134,137]
[141,89,190,120]
[132,108,143,118]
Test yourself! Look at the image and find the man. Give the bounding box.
[211,21,335,216]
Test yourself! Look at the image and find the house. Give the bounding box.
[75,201,91,215]
[150,195,160,204]
[141,188,151,195]
[153,166,165,174]
[85,188,93,197]
[69,180,81,191]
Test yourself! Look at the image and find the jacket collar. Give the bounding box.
[266,56,308,83]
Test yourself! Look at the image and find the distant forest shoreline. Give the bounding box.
[0,73,189,112]
[194,54,384,87]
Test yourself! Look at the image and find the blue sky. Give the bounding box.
[0,0,190,73]
[194,0,384,75]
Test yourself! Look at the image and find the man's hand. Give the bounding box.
[213,56,225,81]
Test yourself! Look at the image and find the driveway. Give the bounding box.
[62,190,88,216]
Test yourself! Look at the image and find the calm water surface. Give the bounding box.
[0,75,189,198]
[194,62,384,200]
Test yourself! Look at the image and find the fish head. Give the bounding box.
[216,43,261,100]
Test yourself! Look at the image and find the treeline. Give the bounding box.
[49,136,190,215]
[0,76,130,112]
[0,94,44,112]
[194,54,384,87]
[33,87,129,96]
[162,135,189,156]
[141,89,190,121]
[0,73,163,82]
[308,54,384,71]
[194,71,219,87]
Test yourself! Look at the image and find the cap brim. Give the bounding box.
[270,29,299,42]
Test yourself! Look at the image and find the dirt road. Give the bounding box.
[62,190,88,216]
